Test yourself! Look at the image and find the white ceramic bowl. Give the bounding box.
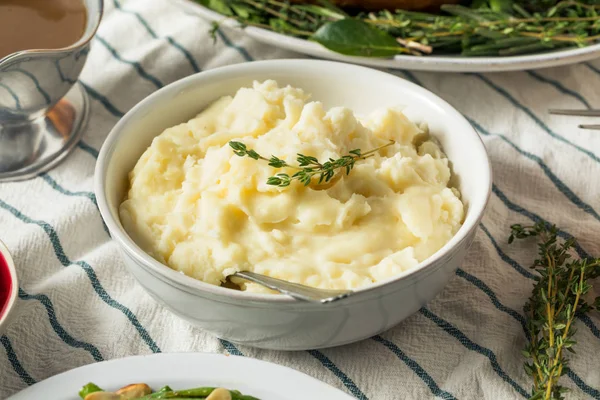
[95,60,492,350]
[0,239,18,335]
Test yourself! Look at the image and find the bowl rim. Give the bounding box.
[95,59,492,304]
[0,239,18,327]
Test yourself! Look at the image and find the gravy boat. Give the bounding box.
[0,0,104,182]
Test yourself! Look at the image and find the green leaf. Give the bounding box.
[529,391,544,400]
[470,0,488,9]
[205,0,233,16]
[230,4,252,19]
[296,4,345,20]
[310,19,405,58]
[79,383,103,399]
[523,363,535,376]
[490,0,513,13]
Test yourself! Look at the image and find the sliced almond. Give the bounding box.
[84,392,121,400]
[206,387,233,400]
[116,383,152,398]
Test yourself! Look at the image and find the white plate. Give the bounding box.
[8,352,354,400]
[176,0,600,72]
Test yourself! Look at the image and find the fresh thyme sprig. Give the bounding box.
[229,140,395,187]
[509,222,600,400]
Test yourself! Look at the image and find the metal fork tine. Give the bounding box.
[579,124,600,130]
[549,109,600,117]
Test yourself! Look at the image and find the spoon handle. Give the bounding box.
[579,124,600,130]
[232,271,353,304]
[549,109,600,117]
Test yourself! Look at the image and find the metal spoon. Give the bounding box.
[232,271,353,304]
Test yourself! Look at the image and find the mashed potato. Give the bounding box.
[119,80,464,292]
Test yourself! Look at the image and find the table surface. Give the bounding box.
[1,0,600,399]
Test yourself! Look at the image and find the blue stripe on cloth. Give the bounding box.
[473,73,600,164]
[525,71,591,109]
[579,314,600,340]
[307,350,368,400]
[371,335,457,400]
[478,223,537,280]
[80,81,125,118]
[0,335,37,386]
[39,174,97,207]
[455,268,529,337]
[94,35,164,90]
[77,140,100,159]
[567,371,600,400]
[215,29,253,62]
[218,339,368,399]
[0,82,22,109]
[177,12,253,63]
[419,308,529,398]
[0,198,161,353]
[113,0,201,73]
[18,288,104,362]
[219,339,244,356]
[585,62,600,75]
[466,118,600,224]
[491,184,589,260]
[394,70,419,85]
[39,174,109,234]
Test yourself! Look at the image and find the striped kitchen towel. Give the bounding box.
[1,0,599,398]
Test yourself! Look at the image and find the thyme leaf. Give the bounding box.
[228,140,394,187]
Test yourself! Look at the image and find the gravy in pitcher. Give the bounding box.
[0,0,87,59]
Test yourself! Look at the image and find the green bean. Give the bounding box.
[145,386,174,398]
[141,387,213,398]
[142,387,260,399]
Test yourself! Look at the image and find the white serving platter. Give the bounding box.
[8,352,355,400]
[176,0,600,72]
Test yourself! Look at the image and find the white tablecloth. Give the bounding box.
[1,0,600,398]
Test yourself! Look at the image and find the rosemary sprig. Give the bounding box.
[509,222,600,400]
[229,140,394,187]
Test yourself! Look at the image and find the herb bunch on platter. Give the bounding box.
[198,0,600,57]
